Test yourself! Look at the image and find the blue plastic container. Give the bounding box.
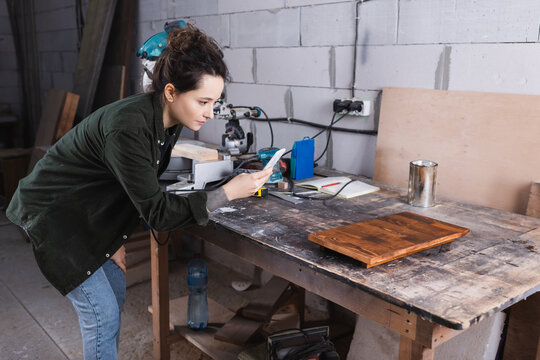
[291,137,314,180]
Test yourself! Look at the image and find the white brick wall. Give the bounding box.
[3,0,540,171]
[256,47,331,87]
[172,0,219,18]
[35,0,75,13]
[230,8,300,48]
[189,15,230,47]
[286,0,346,7]
[35,7,77,32]
[223,48,254,83]
[36,30,78,52]
[352,45,445,90]
[356,0,398,45]
[300,2,356,46]
[448,43,540,94]
[218,0,285,14]
[398,0,540,44]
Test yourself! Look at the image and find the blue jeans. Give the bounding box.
[67,260,126,360]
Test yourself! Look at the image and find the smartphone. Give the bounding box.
[263,148,286,170]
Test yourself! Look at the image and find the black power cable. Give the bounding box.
[248,116,377,136]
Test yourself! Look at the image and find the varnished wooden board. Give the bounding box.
[308,212,470,267]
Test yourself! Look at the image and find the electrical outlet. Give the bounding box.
[333,98,371,117]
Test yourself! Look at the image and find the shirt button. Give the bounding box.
[160,141,165,145]
[122,235,127,239]
[157,139,161,144]
[156,160,160,165]
[105,253,110,258]
[87,271,91,275]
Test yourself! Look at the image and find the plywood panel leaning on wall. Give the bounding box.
[373,87,540,214]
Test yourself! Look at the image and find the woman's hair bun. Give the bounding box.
[152,23,229,94]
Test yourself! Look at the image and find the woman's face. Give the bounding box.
[164,74,224,131]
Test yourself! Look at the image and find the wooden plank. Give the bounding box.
[99,0,135,99]
[151,231,170,360]
[171,143,219,161]
[399,336,434,360]
[34,88,66,146]
[213,315,264,346]
[54,92,79,142]
[502,292,540,360]
[214,277,291,346]
[72,0,117,121]
[92,65,126,109]
[308,212,469,267]
[373,87,540,214]
[526,182,540,218]
[240,277,291,320]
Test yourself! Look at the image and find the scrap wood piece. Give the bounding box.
[34,88,67,147]
[526,182,540,218]
[72,0,117,121]
[240,276,292,321]
[214,277,292,346]
[172,143,219,161]
[54,92,79,142]
[214,314,265,346]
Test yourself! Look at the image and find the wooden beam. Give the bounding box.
[72,0,117,121]
[34,88,66,147]
[526,182,540,218]
[54,92,79,142]
[503,292,540,360]
[399,336,434,360]
[151,231,170,360]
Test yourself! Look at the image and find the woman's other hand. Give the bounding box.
[111,245,126,273]
[222,168,273,200]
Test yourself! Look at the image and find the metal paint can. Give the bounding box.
[407,160,438,207]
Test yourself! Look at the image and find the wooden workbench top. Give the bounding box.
[202,171,540,331]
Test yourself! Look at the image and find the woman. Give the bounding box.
[6,24,272,359]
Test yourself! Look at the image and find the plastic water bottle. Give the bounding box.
[187,254,208,330]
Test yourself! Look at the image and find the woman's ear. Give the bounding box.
[164,83,176,103]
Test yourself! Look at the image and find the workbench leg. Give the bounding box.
[399,335,434,360]
[151,231,170,360]
[503,292,540,360]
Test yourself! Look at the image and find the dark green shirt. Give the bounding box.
[6,92,209,295]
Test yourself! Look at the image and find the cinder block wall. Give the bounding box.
[133,0,540,177]
[2,0,540,175]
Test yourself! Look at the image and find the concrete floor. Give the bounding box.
[0,210,267,360]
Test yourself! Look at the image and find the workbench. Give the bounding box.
[150,170,540,359]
